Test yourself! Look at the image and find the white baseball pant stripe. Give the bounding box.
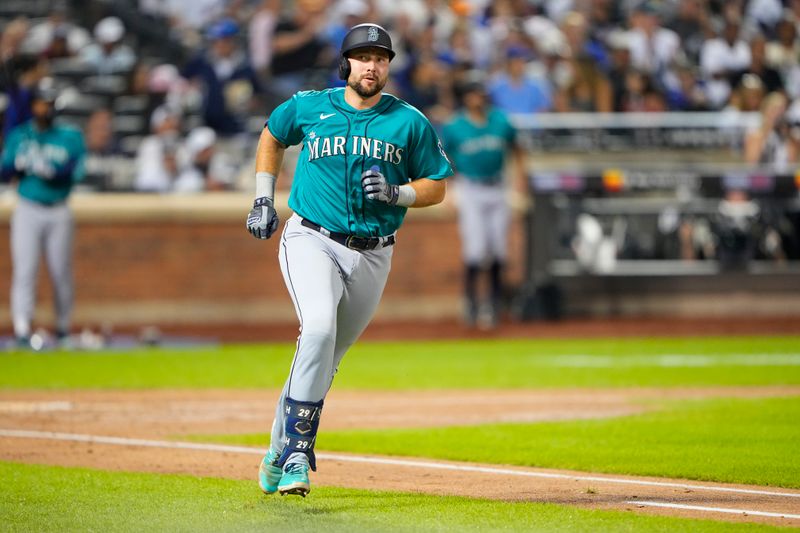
[10,198,74,338]
[269,214,392,461]
[455,177,510,265]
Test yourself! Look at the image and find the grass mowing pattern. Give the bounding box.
[1,336,799,389]
[0,462,788,533]
[205,397,800,489]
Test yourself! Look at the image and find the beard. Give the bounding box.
[34,110,55,129]
[348,75,386,98]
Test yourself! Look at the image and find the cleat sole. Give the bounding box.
[278,483,310,497]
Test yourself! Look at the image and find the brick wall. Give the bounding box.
[0,193,525,328]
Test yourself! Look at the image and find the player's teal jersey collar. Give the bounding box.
[326,88,397,116]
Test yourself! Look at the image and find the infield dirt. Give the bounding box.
[1,386,799,527]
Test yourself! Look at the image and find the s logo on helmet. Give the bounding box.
[367,26,379,42]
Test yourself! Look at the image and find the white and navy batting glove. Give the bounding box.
[246,197,279,240]
[29,159,55,179]
[361,166,399,206]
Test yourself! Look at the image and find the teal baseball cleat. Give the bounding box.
[278,463,311,497]
[258,449,283,495]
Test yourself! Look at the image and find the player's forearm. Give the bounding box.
[407,178,446,207]
[513,145,528,190]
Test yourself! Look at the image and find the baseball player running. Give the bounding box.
[440,73,527,329]
[1,78,86,349]
[246,23,453,497]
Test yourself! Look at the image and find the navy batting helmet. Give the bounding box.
[338,23,395,81]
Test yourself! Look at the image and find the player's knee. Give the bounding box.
[296,331,336,362]
[300,311,337,337]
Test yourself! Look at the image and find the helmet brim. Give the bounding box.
[342,44,395,61]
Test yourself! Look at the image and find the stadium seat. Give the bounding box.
[80,75,129,97]
[113,95,150,115]
[112,115,146,136]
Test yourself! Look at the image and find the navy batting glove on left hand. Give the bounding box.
[247,197,279,239]
[361,166,399,205]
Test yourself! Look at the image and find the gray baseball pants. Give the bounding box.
[269,214,392,465]
[455,177,510,264]
[10,198,74,338]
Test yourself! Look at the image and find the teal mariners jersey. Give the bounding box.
[267,88,453,236]
[440,108,516,184]
[1,120,86,204]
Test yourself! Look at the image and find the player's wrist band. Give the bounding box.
[253,197,273,207]
[396,184,416,207]
[255,172,276,200]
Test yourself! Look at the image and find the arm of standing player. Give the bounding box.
[511,143,528,196]
[246,127,285,239]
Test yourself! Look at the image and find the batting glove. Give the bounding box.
[29,158,55,179]
[246,197,279,239]
[14,153,29,173]
[361,166,399,205]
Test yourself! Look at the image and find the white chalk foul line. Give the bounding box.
[0,401,72,413]
[627,501,800,520]
[2,428,800,502]
[546,353,800,368]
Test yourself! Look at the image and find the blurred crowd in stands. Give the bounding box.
[0,0,799,194]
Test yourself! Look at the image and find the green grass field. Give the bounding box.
[0,462,789,533]
[1,336,798,389]
[2,335,799,531]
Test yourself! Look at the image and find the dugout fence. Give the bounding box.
[511,112,800,320]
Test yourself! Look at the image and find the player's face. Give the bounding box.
[31,99,55,126]
[464,89,486,112]
[347,47,390,98]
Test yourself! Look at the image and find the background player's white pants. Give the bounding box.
[455,178,510,264]
[269,214,392,464]
[10,198,74,338]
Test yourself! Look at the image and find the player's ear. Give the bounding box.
[338,56,351,81]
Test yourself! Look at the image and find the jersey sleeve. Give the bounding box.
[439,121,456,154]
[70,130,87,183]
[0,127,21,179]
[408,119,454,181]
[266,94,304,146]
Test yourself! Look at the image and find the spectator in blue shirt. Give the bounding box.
[2,55,47,140]
[487,46,552,115]
[182,18,262,135]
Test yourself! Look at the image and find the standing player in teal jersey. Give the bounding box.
[1,78,86,349]
[246,23,453,497]
[441,73,527,329]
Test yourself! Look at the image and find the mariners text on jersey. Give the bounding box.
[306,134,404,164]
[267,87,452,237]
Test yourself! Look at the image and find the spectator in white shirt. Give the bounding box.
[745,0,785,34]
[80,17,137,75]
[24,3,90,56]
[248,0,280,76]
[765,17,799,73]
[628,2,681,79]
[700,19,751,108]
[174,127,235,192]
[135,106,182,192]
